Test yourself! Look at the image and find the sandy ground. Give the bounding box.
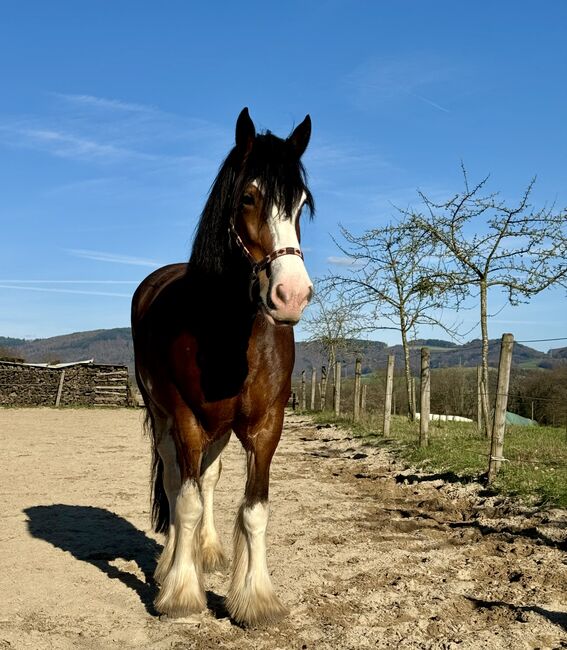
[0,408,566,650]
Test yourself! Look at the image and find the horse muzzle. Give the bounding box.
[264,282,313,326]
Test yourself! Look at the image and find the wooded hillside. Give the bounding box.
[1,328,564,376]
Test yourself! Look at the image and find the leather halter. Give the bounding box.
[229,222,304,278]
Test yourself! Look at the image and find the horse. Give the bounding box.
[131,107,314,626]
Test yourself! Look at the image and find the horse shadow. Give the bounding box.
[466,597,567,632]
[24,504,230,619]
[25,504,161,615]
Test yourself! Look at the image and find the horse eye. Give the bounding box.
[242,194,255,206]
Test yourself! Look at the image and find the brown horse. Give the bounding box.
[131,108,314,625]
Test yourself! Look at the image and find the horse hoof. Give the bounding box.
[155,582,206,619]
[155,596,206,619]
[201,544,228,573]
[225,588,288,627]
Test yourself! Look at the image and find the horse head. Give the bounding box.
[231,107,314,326]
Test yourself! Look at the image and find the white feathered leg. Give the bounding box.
[154,479,205,617]
[153,428,180,585]
[226,500,287,625]
[200,432,230,572]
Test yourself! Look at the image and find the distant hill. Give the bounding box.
[293,338,564,376]
[1,329,564,376]
[0,328,134,371]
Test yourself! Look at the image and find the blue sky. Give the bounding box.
[1,1,566,351]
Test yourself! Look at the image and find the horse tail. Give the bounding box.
[143,409,170,534]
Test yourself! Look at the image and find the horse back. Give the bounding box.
[131,263,187,334]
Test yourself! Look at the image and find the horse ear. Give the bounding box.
[288,115,311,158]
[235,107,255,156]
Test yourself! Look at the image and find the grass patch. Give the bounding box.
[305,410,567,508]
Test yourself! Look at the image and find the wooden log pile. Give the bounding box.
[0,361,134,407]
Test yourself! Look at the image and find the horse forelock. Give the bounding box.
[189,131,314,276]
[241,133,315,220]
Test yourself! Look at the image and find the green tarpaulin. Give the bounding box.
[506,411,537,426]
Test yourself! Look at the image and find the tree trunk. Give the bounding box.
[383,355,395,436]
[353,358,362,422]
[333,361,342,416]
[328,344,337,388]
[400,322,414,420]
[480,279,491,435]
[419,347,430,447]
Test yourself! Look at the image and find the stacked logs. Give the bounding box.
[0,361,134,407]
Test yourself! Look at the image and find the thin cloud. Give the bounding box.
[345,55,455,112]
[43,176,119,196]
[411,93,451,114]
[0,284,131,298]
[326,256,365,268]
[0,279,138,284]
[307,142,395,171]
[0,125,156,163]
[52,92,159,114]
[67,249,162,267]
[0,92,226,170]
[51,91,229,143]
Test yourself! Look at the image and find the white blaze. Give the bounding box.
[261,191,312,322]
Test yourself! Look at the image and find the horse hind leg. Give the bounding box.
[199,432,231,572]
[154,478,206,617]
[152,422,180,586]
[226,444,288,626]
[154,409,206,618]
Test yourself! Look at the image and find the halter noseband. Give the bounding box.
[229,221,304,278]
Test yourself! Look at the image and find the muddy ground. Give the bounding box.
[0,408,566,649]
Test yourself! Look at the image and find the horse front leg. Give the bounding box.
[226,418,288,626]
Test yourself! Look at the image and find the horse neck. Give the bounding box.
[187,252,258,327]
[184,255,260,401]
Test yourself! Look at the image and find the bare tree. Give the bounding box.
[301,279,372,382]
[331,221,461,419]
[407,166,567,430]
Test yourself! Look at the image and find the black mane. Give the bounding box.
[189,130,314,277]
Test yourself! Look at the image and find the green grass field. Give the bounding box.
[309,411,567,508]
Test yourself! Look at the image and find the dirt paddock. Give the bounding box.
[0,408,566,649]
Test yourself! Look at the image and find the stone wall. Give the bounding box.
[0,362,134,407]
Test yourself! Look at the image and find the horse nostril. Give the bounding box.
[275,284,290,305]
[306,286,314,304]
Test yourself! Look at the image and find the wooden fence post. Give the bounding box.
[487,333,514,484]
[353,358,362,422]
[419,347,430,447]
[383,355,395,435]
[333,361,342,417]
[310,367,317,410]
[392,389,396,416]
[300,370,306,410]
[55,370,66,407]
[319,366,327,411]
